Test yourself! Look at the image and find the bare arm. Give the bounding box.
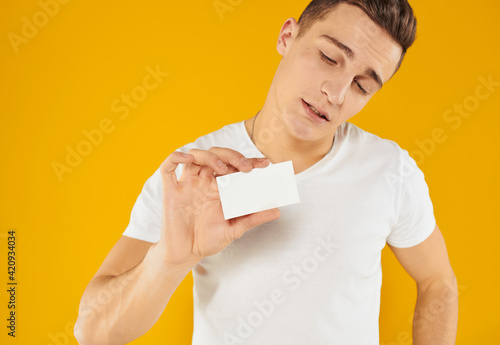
[74,148,280,345]
[388,224,458,344]
[74,238,195,345]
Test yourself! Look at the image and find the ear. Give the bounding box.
[277,17,298,56]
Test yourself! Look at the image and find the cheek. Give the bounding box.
[342,96,372,121]
[285,49,325,91]
[301,48,324,75]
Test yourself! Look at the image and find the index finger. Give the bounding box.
[160,151,194,188]
[207,146,269,172]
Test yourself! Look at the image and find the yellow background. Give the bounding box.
[1,0,499,344]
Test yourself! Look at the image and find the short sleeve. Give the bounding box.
[122,167,164,243]
[386,150,436,248]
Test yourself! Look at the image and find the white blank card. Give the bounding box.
[216,160,300,220]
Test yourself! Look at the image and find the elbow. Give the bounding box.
[417,272,459,302]
[442,270,458,297]
[74,318,94,345]
[74,316,108,345]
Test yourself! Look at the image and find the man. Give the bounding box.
[75,1,458,344]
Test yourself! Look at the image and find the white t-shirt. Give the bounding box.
[122,120,436,344]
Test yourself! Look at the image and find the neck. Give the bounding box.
[245,108,336,174]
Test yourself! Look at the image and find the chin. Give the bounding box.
[284,113,319,140]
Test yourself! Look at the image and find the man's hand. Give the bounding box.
[156,146,281,267]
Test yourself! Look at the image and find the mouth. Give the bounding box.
[302,99,329,121]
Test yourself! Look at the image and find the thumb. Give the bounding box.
[231,208,281,239]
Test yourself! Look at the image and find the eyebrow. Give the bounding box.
[319,34,384,89]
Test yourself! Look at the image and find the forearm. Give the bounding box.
[74,242,196,345]
[412,277,459,345]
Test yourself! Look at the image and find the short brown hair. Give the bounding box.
[296,0,417,73]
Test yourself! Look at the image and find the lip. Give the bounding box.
[302,99,330,123]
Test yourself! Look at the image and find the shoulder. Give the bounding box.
[344,123,425,190]
[343,122,407,168]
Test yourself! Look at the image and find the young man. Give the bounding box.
[75,1,458,344]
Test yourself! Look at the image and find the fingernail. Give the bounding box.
[258,157,269,162]
[241,157,250,166]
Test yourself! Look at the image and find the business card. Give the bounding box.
[216,160,300,220]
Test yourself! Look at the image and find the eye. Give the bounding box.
[354,79,369,95]
[319,51,337,65]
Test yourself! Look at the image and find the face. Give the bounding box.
[272,3,403,142]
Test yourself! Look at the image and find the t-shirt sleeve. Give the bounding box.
[122,142,196,243]
[386,149,437,248]
[122,166,164,243]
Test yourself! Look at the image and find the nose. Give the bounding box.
[321,76,350,106]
